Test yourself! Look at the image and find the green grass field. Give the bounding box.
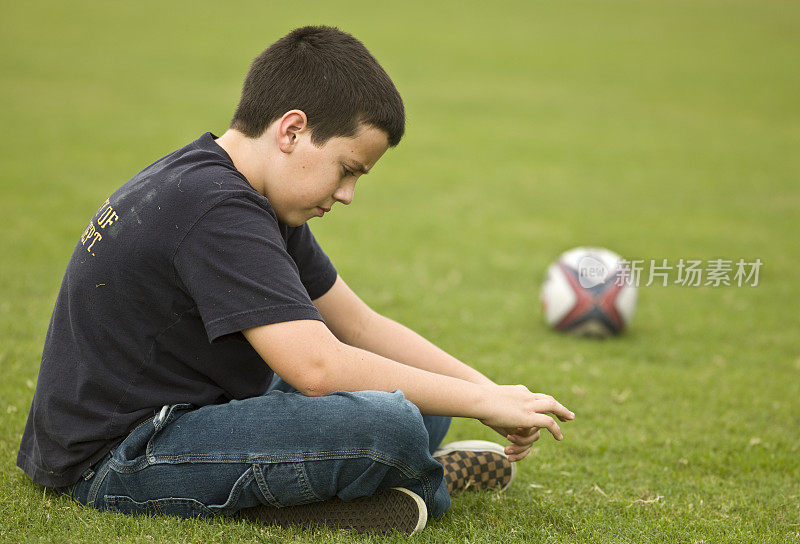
[1,1,798,542]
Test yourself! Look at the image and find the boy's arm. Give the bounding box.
[243,318,573,445]
[254,275,574,460]
[311,275,540,453]
[312,276,495,387]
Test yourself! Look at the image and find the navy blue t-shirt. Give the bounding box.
[17,133,338,488]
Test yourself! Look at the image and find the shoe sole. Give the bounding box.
[236,487,427,535]
[434,440,517,492]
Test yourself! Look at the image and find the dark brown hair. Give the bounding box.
[231,26,405,147]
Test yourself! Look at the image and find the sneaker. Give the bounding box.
[433,440,517,493]
[236,487,427,535]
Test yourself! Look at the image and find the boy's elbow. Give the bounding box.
[296,365,331,397]
[245,320,345,397]
[293,342,345,397]
[298,380,330,397]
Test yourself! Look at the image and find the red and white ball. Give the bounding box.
[540,247,637,337]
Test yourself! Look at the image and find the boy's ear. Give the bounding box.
[276,110,308,153]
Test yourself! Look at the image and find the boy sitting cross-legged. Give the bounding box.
[17,25,574,535]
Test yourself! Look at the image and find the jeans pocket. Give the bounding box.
[152,403,194,433]
[112,404,195,471]
[104,495,212,518]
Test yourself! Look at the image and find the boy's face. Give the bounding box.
[266,120,390,227]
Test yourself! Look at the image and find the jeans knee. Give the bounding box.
[337,390,429,457]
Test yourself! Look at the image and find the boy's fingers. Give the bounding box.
[518,426,537,436]
[537,397,575,421]
[535,414,562,440]
[504,442,530,456]
[508,448,532,462]
[507,426,534,440]
[508,429,541,446]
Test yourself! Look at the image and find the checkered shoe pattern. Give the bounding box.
[434,446,514,494]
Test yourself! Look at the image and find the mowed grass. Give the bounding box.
[1,1,799,542]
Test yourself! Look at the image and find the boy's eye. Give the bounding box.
[342,166,355,177]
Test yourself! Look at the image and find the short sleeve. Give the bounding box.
[174,197,325,342]
[285,224,338,300]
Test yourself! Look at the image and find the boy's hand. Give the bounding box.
[478,384,574,461]
[502,426,541,462]
[484,425,544,462]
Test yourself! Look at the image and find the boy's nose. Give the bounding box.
[334,184,355,205]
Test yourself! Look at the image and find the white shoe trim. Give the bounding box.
[433,440,508,457]
[390,487,427,534]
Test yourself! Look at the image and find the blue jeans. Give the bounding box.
[61,377,452,519]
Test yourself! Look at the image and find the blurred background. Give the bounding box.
[1,1,798,542]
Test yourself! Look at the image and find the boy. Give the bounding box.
[17,26,574,535]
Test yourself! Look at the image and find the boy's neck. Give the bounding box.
[214,129,269,196]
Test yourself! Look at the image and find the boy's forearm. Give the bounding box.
[244,319,573,435]
[313,340,574,439]
[346,311,496,386]
[312,340,492,419]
